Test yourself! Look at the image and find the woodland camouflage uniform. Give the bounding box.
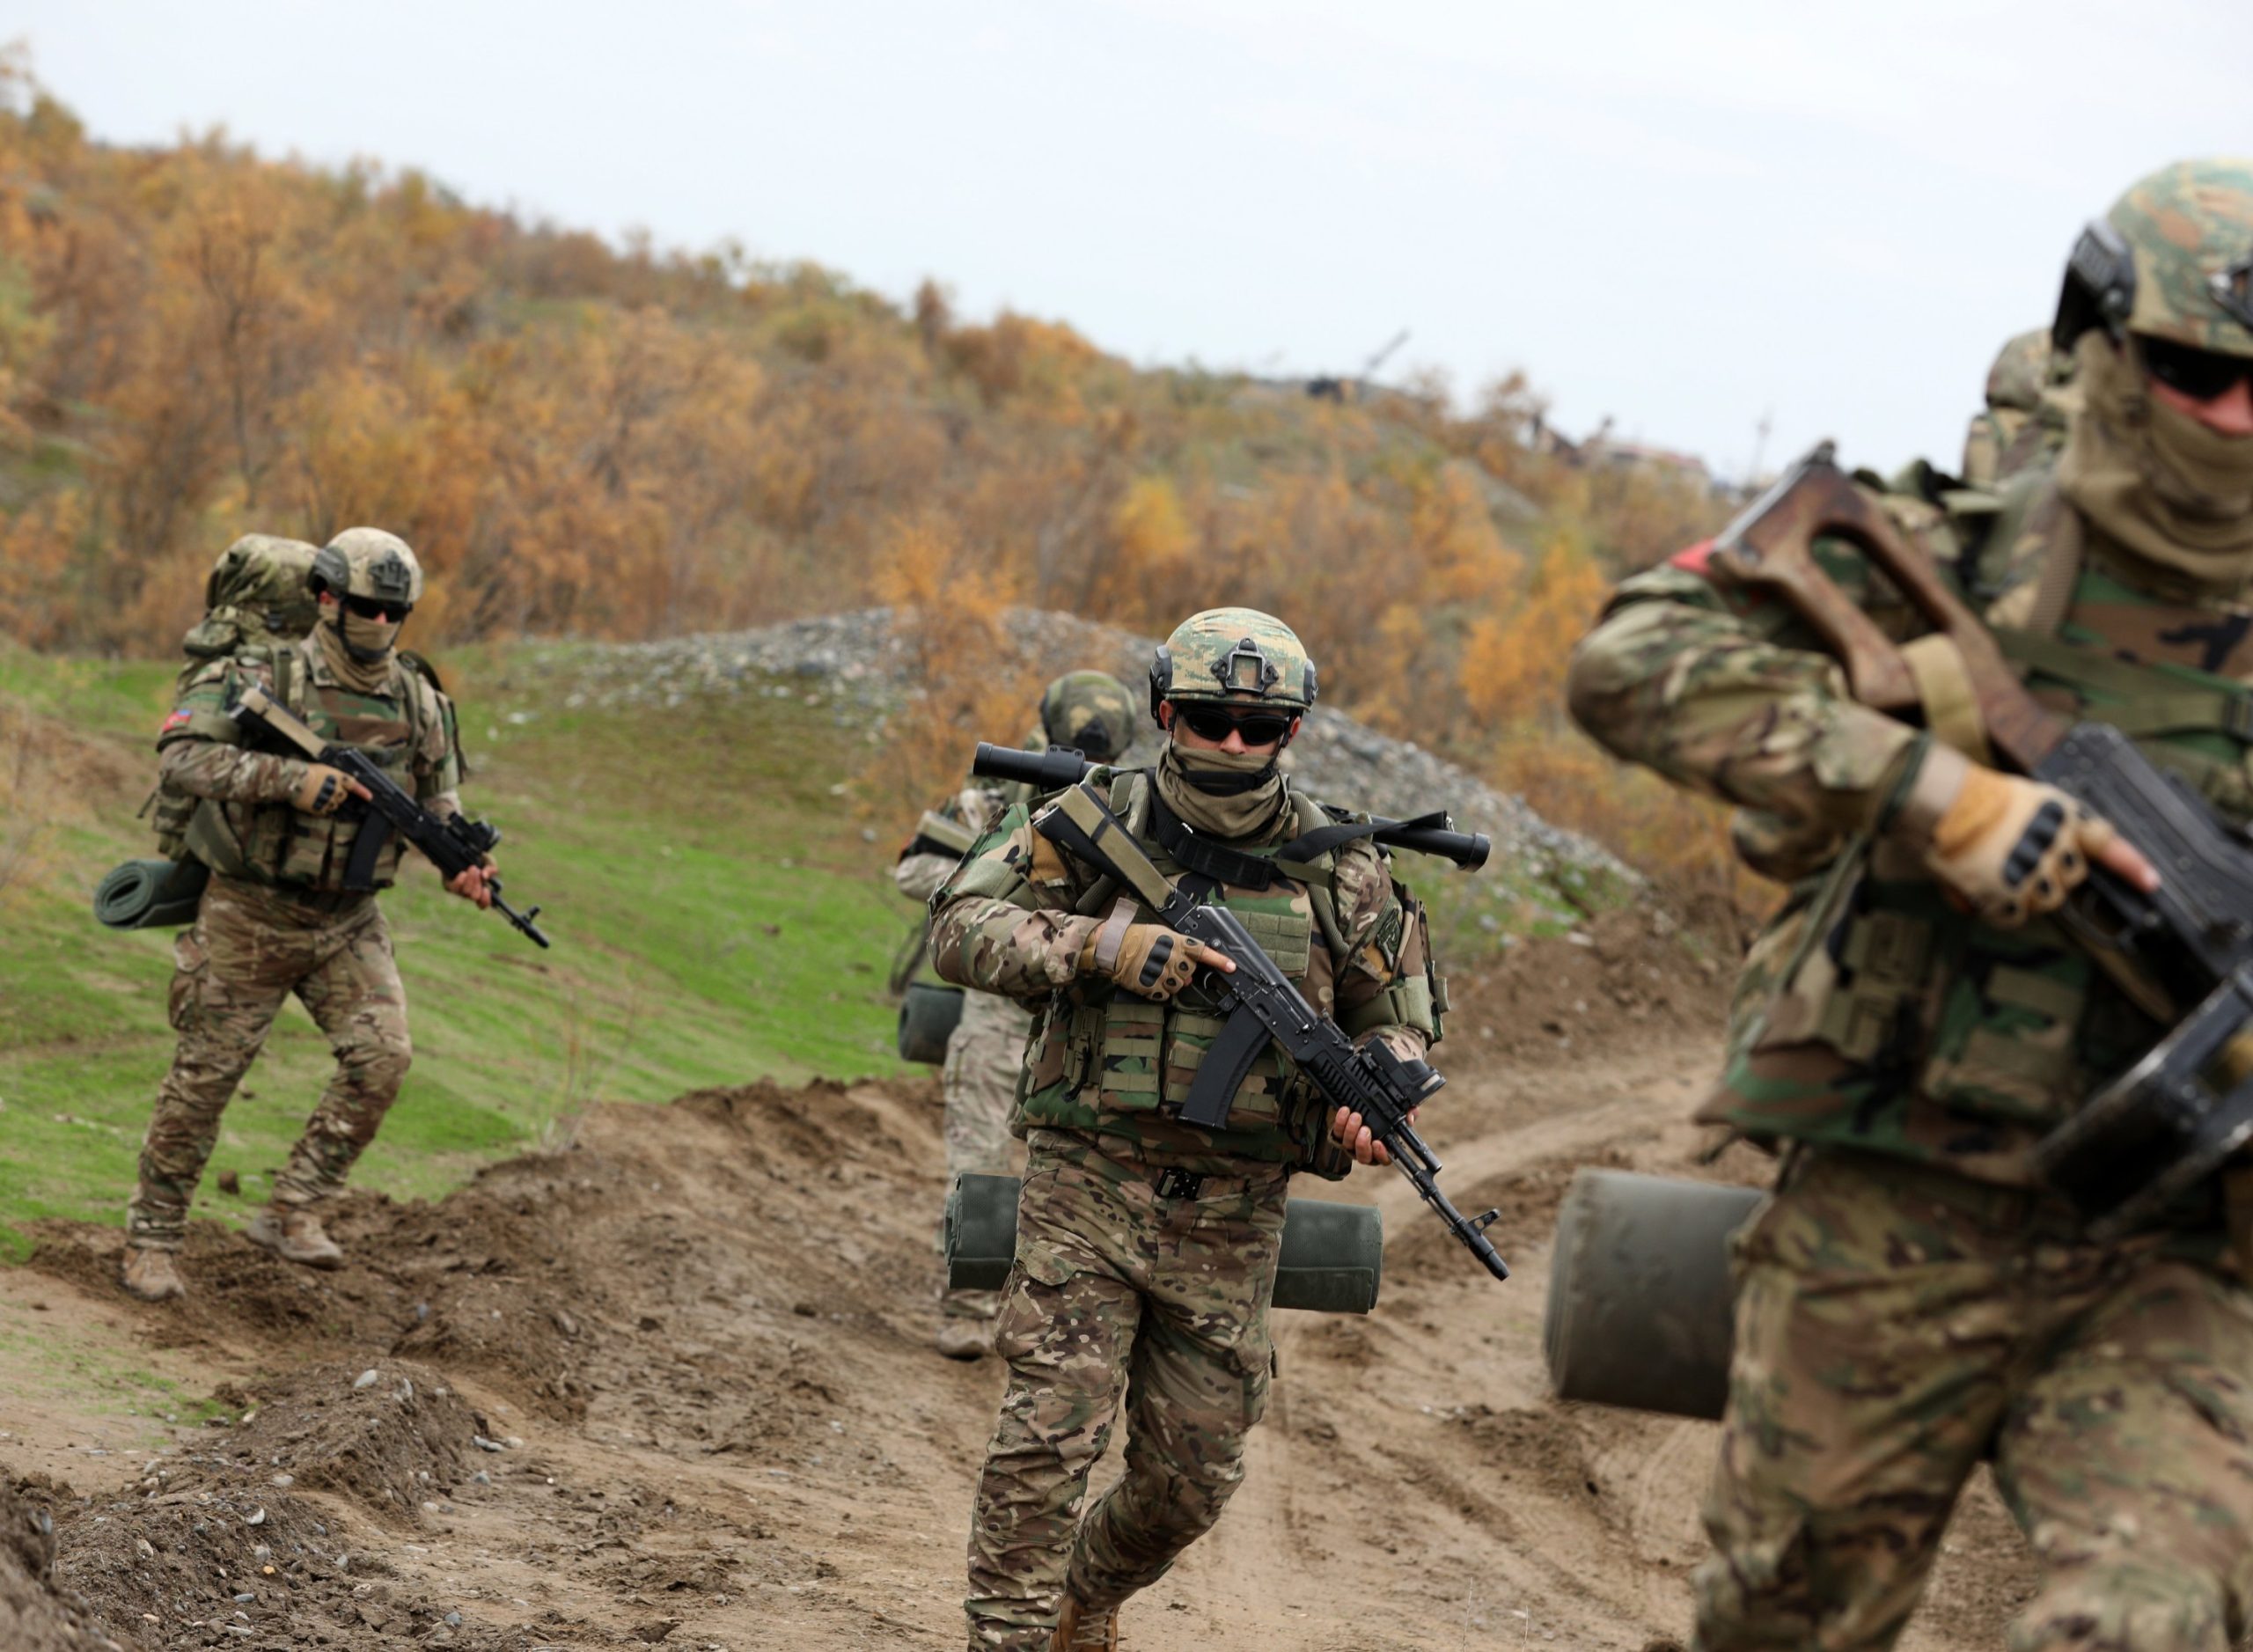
[894,669,1139,1338]
[1567,160,2253,1652]
[128,529,466,1267]
[931,611,1442,1651]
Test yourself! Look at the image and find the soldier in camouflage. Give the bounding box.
[121,529,492,1303]
[1567,159,2253,1651]
[1961,327,2073,489]
[931,609,1443,1652]
[895,670,1139,1361]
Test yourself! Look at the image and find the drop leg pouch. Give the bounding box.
[945,1171,1384,1313]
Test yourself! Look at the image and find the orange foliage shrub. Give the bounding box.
[868,514,1037,817]
[0,58,1749,903]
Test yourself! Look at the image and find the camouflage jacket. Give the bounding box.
[158,640,462,894]
[1570,470,2253,1197]
[893,782,1013,905]
[929,767,1442,1174]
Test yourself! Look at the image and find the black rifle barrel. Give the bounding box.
[971,742,1491,870]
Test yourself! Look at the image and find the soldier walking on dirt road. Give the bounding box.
[929,608,1445,1651]
[894,670,1138,1361]
[1567,159,2253,1650]
[122,530,494,1302]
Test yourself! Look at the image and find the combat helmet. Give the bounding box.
[2055,158,2253,359]
[1039,671,1137,761]
[1148,607,1317,724]
[309,527,424,610]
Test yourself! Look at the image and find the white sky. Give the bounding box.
[11,1,2253,480]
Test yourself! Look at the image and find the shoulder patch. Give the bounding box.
[162,709,193,734]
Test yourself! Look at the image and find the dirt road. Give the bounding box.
[2,915,2035,1649]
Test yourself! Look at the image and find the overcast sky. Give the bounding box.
[12,1,2252,480]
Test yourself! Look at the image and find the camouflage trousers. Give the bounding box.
[1696,1147,2253,1652]
[965,1128,1287,1651]
[128,875,412,1249]
[939,990,1031,1322]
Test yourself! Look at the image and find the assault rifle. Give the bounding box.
[1712,444,2253,1235]
[972,742,1508,1281]
[231,684,552,949]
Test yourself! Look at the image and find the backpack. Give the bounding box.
[144,536,321,856]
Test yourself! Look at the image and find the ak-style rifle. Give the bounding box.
[972,743,1508,1281]
[1714,444,2253,1234]
[231,684,551,949]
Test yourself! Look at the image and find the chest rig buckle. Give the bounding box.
[1155,1168,1206,1202]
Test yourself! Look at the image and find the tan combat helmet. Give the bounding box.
[1147,607,1317,724]
[309,527,425,610]
[1039,671,1137,761]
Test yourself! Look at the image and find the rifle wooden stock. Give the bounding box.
[1712,444,2069,771]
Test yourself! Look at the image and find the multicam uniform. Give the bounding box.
[128,603,463,1252]
[931,741,1442,1650]
[898,780,1034,1320]
[1567,160,2253,1652]
[899,672,1142,1342]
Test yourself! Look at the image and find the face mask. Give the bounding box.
[1156,741,1287,840]
[341,606,402,659]
[2059,333,2253,587]
[2145,388,2253,520]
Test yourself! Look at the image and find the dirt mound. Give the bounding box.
[217,1362,481,1527]
[1447,906,1733,1070]
[11,1054,2032,1649]
[1,1473,120,1652]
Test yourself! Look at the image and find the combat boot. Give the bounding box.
[121,1245,187,1302]
[1051,1597,1119,1651]
[245,1207,345,1269]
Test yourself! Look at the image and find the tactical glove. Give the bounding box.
[292,763,356,817]
[1080,917,1201,1001]
[1892,744,2115,927]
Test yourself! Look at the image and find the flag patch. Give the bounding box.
[162,710,192,732]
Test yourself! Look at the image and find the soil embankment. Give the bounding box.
[4,913,2033,1649]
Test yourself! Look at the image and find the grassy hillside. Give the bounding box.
[0,55,1744,903]
[0,642,921,1261]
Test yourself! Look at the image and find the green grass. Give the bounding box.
[0,642,921,1258]
[0,635,1631,1261]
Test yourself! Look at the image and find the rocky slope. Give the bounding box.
[504,606,1635,929]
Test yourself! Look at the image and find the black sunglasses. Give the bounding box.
[2140,336,2253,402]
[1172,703,1295,745]
[342,593,412,624]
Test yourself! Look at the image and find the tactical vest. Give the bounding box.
[1721,482,2253,1176]
[182,643,437,893]
[1016,770,1430,1169]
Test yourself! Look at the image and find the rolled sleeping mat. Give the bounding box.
[1544,1168,1765,1421]
[945,1171,1384,1314]
[897,981,965,1064]
[93,857,210,931]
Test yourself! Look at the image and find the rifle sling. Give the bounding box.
[1146,778,1448,890]
[1146,786,1281,892]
